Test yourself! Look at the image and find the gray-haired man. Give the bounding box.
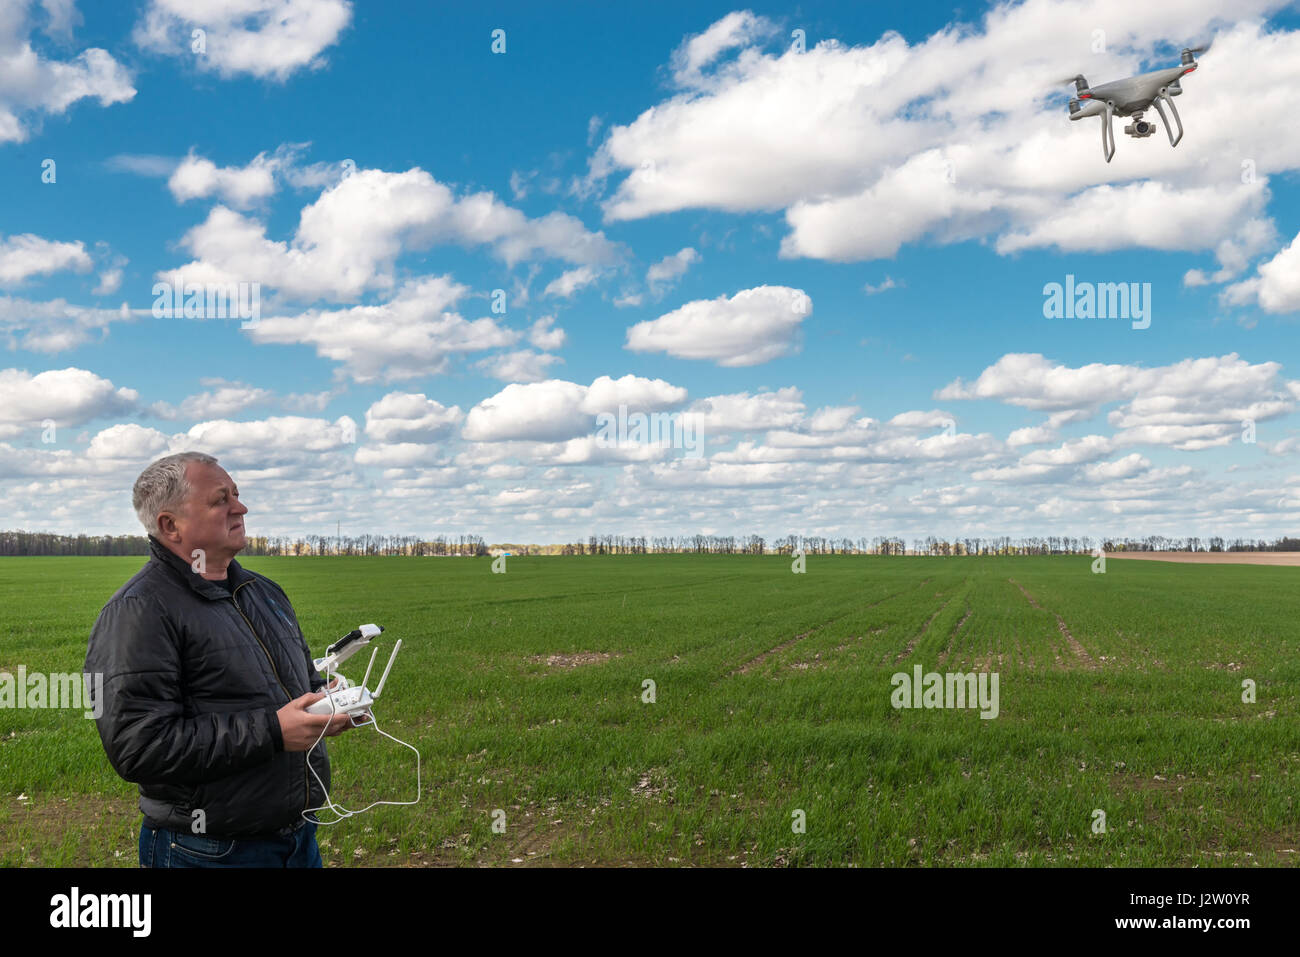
[85,451,356,867]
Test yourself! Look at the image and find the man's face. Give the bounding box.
[163,462,248,562]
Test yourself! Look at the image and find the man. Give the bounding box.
[85,451,356,867]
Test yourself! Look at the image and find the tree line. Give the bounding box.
[4,529,1297,557]
[0,530,488,557]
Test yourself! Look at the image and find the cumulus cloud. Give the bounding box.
[0,297,135,352]
[626,285,810,366]
[527,315,566,351]
[463,374,688,443]
[0,234,92,285]
[683,387,805,433]
[645,247,700,296]
[86,423,169,460]
[363,392,463,443]
[0,1,135,143]
[134,0,353,81]
[180,414,357,467]
[1221,228,1300,313]
[476,350,565,384]
[0,366,137,438]
[543,266,601,299]
[584,6,1297,270]
[168,150,283,207]
[159,167,621,302]
[149,379,274,421]
[248,276,518,383]
[940,353,1298,451]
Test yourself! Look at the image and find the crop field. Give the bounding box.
[1,554,1297,867]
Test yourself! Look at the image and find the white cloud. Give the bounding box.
[626,285,810,366]
[249,276,518,383]
[180,414,357,467]
[0,366,137,438]
[463,380,591,443]
[645,247,700,296]
[580,374,687,414]
[93,268,123,295]
[168,150,282,207]
[1221,228,1300,313]
[941,353,1298,452]
[134,0,353,81]
[0,296,135,352]
[0,1,134,143]
[585,7,1297,267]
[476,350,564,384]
[160,167,621,302]
[528,315,566,351]
[87,423,169,460]
[543,266,600,299]
[683,387,805,433]
[363,393,462,443]
[463,374,688,444]
[0,234,91,285]
[670,11,778,89]
[149,380,274,421]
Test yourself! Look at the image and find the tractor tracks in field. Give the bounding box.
[936,604,973,667]
[1008,578,1098,671]
[893,592,959,664]
[726,584,919,679]
[729,610,855,677]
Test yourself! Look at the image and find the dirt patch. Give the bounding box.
[1105,551,1300,566]
[527,652,621,669]
[1008,578,1097,671]
[1110,772,1189,793]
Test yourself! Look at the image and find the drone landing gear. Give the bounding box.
[1099,101,1116,163]
[1152,88,1184,147]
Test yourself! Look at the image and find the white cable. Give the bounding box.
[300,651,421,829]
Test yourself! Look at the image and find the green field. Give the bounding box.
[1,554,1297,867]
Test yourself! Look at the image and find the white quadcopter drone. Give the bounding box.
[303,623,421,825]
[1065,45,1207,162]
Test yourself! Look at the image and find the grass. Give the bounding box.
[0,554,1296,866]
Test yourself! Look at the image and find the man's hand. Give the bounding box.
[276,692,353,751]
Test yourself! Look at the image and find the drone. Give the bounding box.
[1065,46,1207,162]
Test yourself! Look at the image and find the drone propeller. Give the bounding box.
[1053,73,1090,96]
[1180,40,1212,65]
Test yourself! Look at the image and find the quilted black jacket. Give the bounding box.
[84,535,330,837]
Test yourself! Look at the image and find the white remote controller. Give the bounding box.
[307,625,402,722]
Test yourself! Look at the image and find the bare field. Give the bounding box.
[1105,551,1300,566]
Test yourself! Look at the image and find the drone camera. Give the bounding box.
[1125,119,1156,138]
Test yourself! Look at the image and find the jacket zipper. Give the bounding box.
[231,582,311,812]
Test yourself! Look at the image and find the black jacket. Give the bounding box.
[84,535,330,837]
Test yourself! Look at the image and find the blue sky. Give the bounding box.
[2,0,1300,543]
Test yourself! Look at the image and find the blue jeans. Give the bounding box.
[139,819,323,868]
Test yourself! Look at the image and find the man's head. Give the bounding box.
[133,452,248,568]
